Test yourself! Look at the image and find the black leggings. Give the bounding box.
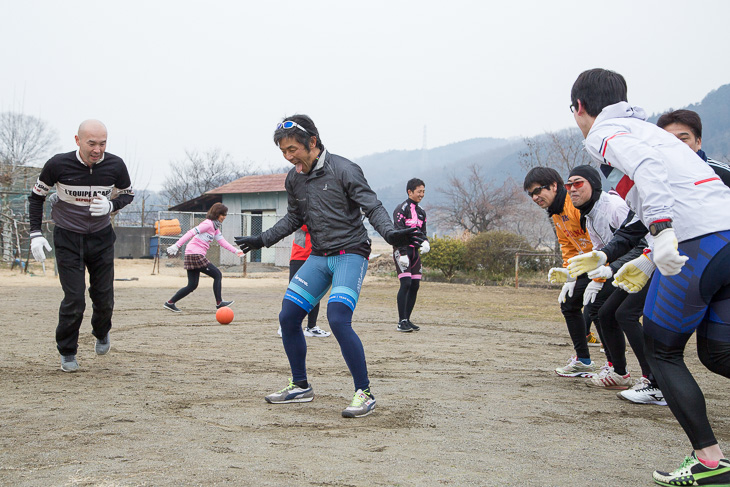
[170,263,223,304]
[289,259,320,328]
[597,285,652,378]
[397,277,420,321]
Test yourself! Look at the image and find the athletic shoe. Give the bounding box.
[61,355,79,373]
[653,452,730,486]
[95,333,111,355]
[555,356,597,378]
[618,378,667,406]
[586,368,632,390]
[216,300,234,309]
[164,301,181,313]
[586,331,601,347]
[342,389,376,418]
[264,380,314,404]
[406,319,420,331]
[397,319,413,332]
[303,325,331,337]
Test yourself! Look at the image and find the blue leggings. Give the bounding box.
[279,254,370,391]
[643,230,730,450]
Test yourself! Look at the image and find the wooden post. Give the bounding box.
[515,253,519,289]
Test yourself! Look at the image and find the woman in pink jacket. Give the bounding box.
[163,203,243,312]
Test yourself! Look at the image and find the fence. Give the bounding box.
[514,251,561,288]
[153,210,293,275]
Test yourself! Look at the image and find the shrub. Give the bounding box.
[421,236,467,281]
[464,230,533,278]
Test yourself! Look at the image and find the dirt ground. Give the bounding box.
[1,259,729,487]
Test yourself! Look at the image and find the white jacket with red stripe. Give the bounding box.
[584,101,730,243]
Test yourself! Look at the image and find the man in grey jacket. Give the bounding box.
[236,114,423,418]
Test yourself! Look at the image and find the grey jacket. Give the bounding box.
[260,150,395,254]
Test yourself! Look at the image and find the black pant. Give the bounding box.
[170,263,223,304]
[54,225,116,356]
[289,259,319,328]
[597,285,652,378]
[397,277,420,321]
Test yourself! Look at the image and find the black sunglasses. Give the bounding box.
[526,184,550,198]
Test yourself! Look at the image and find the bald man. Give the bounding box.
[28,120,134,372]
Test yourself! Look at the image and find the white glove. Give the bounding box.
[558,281,576,304]
[652,228,688,276]
[30,232,51,262]
[166,244,180,256]
[398,254,409,270]
[567,250,607,278]
[588,265,613,280]
[90,194,114,216]
[583,280,604,306]
[420,240,430,254]
[48,193,59,208]
[613,254,656,293]
[548,267,574,284]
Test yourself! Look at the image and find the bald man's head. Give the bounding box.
[75,119,107,166]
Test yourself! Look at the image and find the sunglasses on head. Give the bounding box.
[526,184,550,198]
[276,120,311,135]
[564,179,586,190]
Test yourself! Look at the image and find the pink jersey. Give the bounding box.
[175,219,239,256]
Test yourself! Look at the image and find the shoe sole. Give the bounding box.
[616,391,667,406]
[397,328,413,332]
[265,396,314,404]
[61,365,78,373]
[342,407,375,418]
[303,331,331,337]
[586,381,630,390]
[555,370,595,378]
[587,343,601,347]
[163,304,181,313]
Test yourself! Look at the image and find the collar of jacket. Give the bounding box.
[697,149,708,162]
[575,188,602,230]
[75,149,105,166]
[308,148,328,174]
[546,185,567,217]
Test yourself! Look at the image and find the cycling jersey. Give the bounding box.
[393,198,427,253]
[29,150,134,234]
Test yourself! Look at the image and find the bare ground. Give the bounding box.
[1,260,729,487]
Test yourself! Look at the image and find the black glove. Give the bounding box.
[385,227,425,248]
[234,234,264,254]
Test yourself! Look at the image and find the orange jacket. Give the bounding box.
[551,193,593,267]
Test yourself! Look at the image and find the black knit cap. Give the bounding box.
[568,165,602,192]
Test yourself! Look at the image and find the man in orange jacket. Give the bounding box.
[524,167,604,377]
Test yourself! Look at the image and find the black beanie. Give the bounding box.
[568,165,602,192]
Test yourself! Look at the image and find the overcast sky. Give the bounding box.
[3,0,730,190]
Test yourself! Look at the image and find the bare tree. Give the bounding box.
[0,112,58,168]
[162,149,254,206]
[518,127,592,177]
[433,164,524,234]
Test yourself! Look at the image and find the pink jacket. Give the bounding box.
[175,219,239,256]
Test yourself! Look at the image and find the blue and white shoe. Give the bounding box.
[265,379,314,404]
[342,389,376,418]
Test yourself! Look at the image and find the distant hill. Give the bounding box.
[357,83,730,219]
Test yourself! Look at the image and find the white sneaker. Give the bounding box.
[617,377,667,405]
[587,369,632,390]
[554,356,597,378]
[303,325,331,337]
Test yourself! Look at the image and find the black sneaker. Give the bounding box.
[653,452,730,486]
[406,319,420,331]
[164,301,181,313]
[397,319,413,332]
[216,300,234,309]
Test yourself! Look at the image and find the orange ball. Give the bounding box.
[216,306,234,324]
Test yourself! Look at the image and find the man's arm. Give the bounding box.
[341,161,394,238]
[28,160,58,233]
[707,158,730,188]
[112,159,135,210]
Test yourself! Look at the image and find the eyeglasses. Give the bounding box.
[569,104,576,113]
[276,120,311,135]
[564,179,586,190]
[526,184,549,198]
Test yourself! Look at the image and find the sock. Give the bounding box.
[294,380,309,389]
[578,357,592,365]
[697,457,720,468]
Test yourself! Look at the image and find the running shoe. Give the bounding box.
[95,333,111,355]
[586,331,601,347]
[61,355,79,373]
[555,356,597,377]
[406,319,420,331]
[653,452,730,486]
[303,325,331,337]
[397,319,413,332]
[164,301,181,313]
[265,379,314,404]
[216,300,234,309]
[342,389,376,418]
[618,377,667,406]
[586,368,632,390]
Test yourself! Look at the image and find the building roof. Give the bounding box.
[207,173,288,195]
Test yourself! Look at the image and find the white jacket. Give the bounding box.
[585,191,634,250]
[584,102,730,242]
